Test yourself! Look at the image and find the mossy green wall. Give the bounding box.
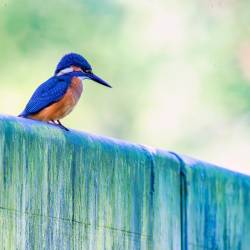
[0,115,181,250]
[182,156,250,250]
[0,115,249,250]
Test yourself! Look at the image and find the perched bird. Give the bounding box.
[19,53,111,131]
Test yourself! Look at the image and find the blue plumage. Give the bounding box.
[19,52,111,126]
[20,71,85,117]
[55,53,92,75]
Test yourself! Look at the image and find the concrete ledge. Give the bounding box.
[0,115,181,249]
[0,115,249,250]
[181,156,250,250]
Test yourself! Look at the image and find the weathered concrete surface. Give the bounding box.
[1,114,250,250]
[0,115,181,250]
[181,156,250,250]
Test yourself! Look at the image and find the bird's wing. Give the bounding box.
[20,76,70,117]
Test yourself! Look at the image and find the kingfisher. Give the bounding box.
[19,53,111,131]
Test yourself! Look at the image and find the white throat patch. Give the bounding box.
[78,76,89,80]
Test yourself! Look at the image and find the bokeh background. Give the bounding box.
[0,0,249,174]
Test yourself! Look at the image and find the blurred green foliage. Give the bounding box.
[0,0,249,173]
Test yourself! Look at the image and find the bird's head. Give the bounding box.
[55,52,111,88]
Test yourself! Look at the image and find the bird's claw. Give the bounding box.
[58,124,69,131]
[48,120,70,131]
[56,120,69,131]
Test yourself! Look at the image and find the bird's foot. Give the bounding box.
[48,120,70,131]
[56,120,69,131]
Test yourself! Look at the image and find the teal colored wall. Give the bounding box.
[0,115,181,250]
[182,156,250,250]
[0,115,249,250]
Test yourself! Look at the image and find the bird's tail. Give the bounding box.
[18,112,27,118]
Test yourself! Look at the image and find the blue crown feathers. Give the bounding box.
[54,53,92,75]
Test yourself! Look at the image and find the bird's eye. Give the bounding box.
[85,69,92,74]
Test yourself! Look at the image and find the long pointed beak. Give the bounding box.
[87,73,112,88]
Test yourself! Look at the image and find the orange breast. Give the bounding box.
[30,77,83,121]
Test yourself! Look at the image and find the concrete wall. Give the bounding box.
[182,156,250,250]
[0,115,249,249]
